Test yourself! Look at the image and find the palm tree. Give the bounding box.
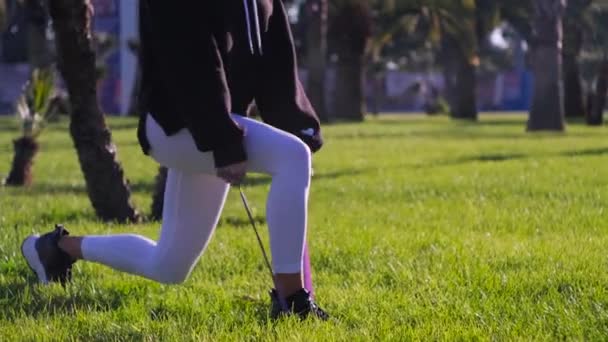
[48,0,140,222]
[5,69,58,186]
[303,0,329,122]
[562,0,592,118]
[586,2,608,125]
[433,1,482,121]
[126,38,141,116]
[24,0,53,68]
[527,0,567,131]
[588,59,607,125]
[366,0,499,121]
[500,0,567,130]
[328,0,373,121]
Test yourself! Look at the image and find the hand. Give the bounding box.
[217,161,247,185]
[297,128,323,153]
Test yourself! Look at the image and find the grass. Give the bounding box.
[1,113,608,340]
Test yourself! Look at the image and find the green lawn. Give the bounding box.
[1,114,607,340]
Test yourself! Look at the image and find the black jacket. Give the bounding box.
[137,1,245,168]
[137,0,322,168]
[227,0,324,153]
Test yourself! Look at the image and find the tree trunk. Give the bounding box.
[333,54,366,121]
[454,60,477,120]
[448,56,478,120]
[48,0,140,222]
[439,34,478,121]
[127,39,141,116]
[563,53,586,118]
[528,0,566,131]
[4,136,38,186]
[587,58,607,126]
[25,0,52,68]
[150,166,168,221]
[127,65,141,116]
[304,0,328,122]
[562,13,586,118]
[329,1,371,121]
[442,67,456,115]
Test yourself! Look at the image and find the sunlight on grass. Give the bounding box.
[1,113,607,340]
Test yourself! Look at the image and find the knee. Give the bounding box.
[154,270,190,285]
[148,261,191,284]
[287,140,312,174]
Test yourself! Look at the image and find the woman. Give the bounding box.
[21,0,328,320]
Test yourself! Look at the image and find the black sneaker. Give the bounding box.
[21,224,75,285]
[269,288,329,320]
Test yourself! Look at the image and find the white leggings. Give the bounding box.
[81,114,311,284]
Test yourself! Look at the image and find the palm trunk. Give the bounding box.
[562,15,586,119]
[150,166,168,221]
[4,136,38,186]
[442,68,456,114]
[305,0,328,122]
[563,54,586,118]
[528,0,566,131]
[587,58,607,126]
[333,54,366,121]
[127,65,141,116]
[48,0,140,222]
[330,1,371,122]
[440,36,477,121]
[127,39,141,116]
[528,45,566,130]
[25,0,52,68]
[448,56,478,120]
[454,61,477,120]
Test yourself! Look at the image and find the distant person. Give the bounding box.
[21,0,328,320]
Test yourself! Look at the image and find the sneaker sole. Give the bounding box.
[21,235,49,284]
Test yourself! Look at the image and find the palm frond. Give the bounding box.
[14,68,58,138]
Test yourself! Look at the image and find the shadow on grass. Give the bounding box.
[35,210,97,224]
[242,168,369,187]
[10,168,370,198]
[148,295,273,325]
[7,182,87,195]
[424,146,608,168]
[217,215,266,228]
[560,147,608,157]
[330,118,605,141]
[0,125,20,133]
[475,119,527,127]
[0,278,131,321]
[370,116,526,127]
[423,153,528,168]
[0,139,140,154]
[146,214,268,227]
[2,273,273,324]
[462,153,527,163]
[7,178,156,197]
[329,130,531,141]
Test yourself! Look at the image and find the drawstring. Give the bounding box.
[243,0,263,55]
[251,0,263,55]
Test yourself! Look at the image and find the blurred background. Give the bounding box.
[0,0,607,122]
